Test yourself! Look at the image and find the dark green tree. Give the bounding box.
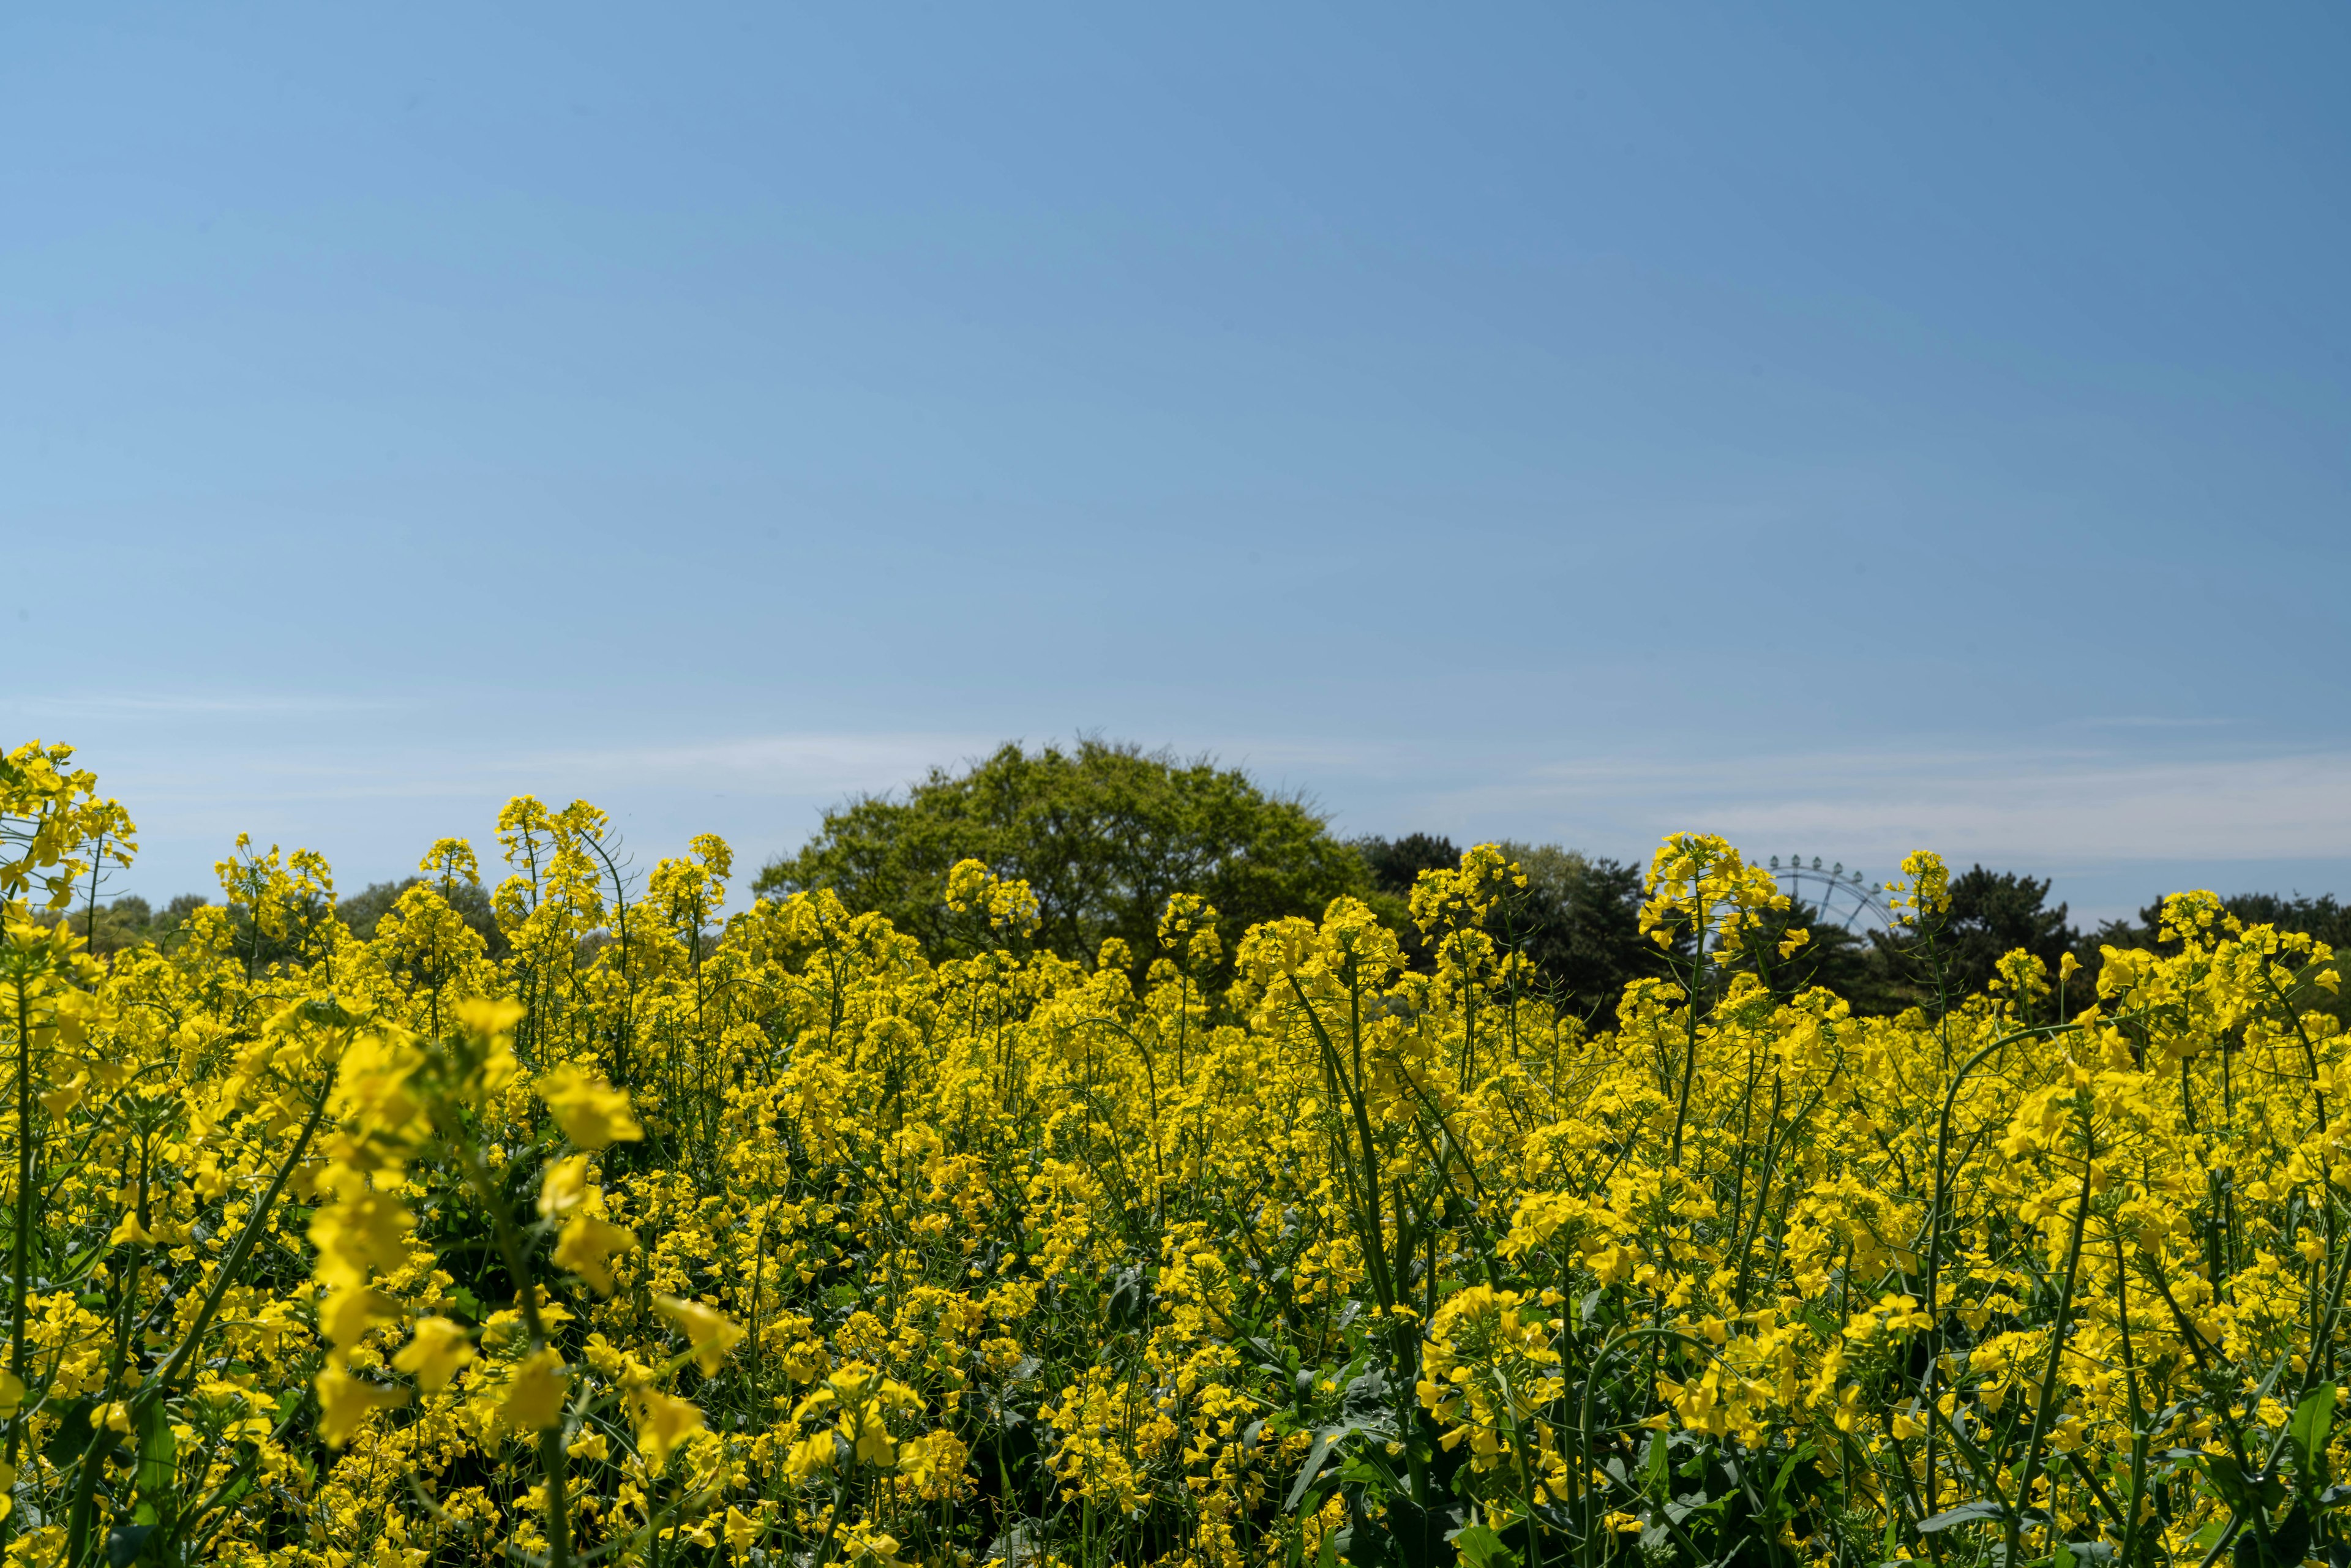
[1491,843,1664,1020]
[2102,889,2351,955]
[1872,865,2083,1013]
[2215,891,2351,948]
[753,740,1367,973]
[2094,888,2351,1024]
[1717,895,1896,1013]
[1352,833,1462,955]
[1355,833,1462,897]
[42,891,211,956]
[337,876,509,959]
[1355,837,1672,1019]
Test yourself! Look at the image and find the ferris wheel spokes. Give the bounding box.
[1766,854,1897,933]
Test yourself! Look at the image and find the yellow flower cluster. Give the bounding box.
[4,743,2350,1568]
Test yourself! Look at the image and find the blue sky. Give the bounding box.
[6,4,2348,926]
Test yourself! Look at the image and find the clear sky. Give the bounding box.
[6,4,2348,926]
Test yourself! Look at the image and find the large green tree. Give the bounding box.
[754,739,1367,971]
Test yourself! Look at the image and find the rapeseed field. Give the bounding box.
[2,741,2344,1568]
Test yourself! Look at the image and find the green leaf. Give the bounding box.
[2292,1387,2338,1490]
[1446,1523,1518,1568]
[2235,1503,2312,1568]
[1285,1428,1343,1513]
[133,1394,176,1510]
[1643,1431,1670,1502]
[1919,1500,2015,1534]
[42,1398,100,1468]
[2207,1454,2257,1512]
[1340,1365,1395,1431]
[105,1524,158,1567]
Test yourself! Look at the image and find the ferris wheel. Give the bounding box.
[1768,854,1898,934]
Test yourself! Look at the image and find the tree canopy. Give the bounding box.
[753,739,1367,971]
[1864,865,2083,1011]
[1488,842,1665,1019]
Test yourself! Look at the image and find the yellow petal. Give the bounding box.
[654,1294,745,1376]
[553,1215,637,1296]
[536,1064,642,1150]
[500,1348,569,1433]
[319,1286,400,1352]
[629,1386,704,1471]
[536,1153,590,1220]
[315,1365,405,1448]
[391,1316,477,1395]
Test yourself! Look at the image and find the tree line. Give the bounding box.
[61,739,2349,1022]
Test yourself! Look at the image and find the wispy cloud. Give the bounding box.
[1425,745,2351,866]
[9,692,403,718]
[520,733,1005,795]
[47,721,2351,923]
[81,728,2351,868]
[78,730,1007,807]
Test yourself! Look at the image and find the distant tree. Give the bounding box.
[754,739,1367,973]
[1355,837,1676,1019]
[2093,888,2351,1024]
[1490,844,1662,1020]
[1871,866,2084,1012]
[338,876,509,959]
[1357,833,1463,896]
[1352,833,1462,957]
[2216,891,2351,949]
[2102,890,2351,954]
[1715,896,1895,1012]
[42,891,211,956]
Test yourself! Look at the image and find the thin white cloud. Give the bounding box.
[520,732,1003,795]
[43,721,2351,925]
[77,731,1000,807]
[9,692,402,718]
[1431,746,2351,865]
[85,732,2351,868]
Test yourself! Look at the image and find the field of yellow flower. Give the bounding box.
[2,738,2347,1568]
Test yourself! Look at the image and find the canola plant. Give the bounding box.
[1,740,2346,1568]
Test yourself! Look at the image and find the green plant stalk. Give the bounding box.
[459,1137,571,1568]
[2006,1100,2098,1568]
[4,970,32,1493]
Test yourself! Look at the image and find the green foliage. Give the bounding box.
[1355,837,1669,1018]
[338,875,509,959]
[1717,893,1892,1011]
[1353,832,1466,965]
[1852,869,2078,1020]
[1356,833,1463,902]
[37,891,208,956]
[2095,887,2351,1024]
[754,738,1367,973]
[767,742,2351,1030]
[1490,842,1664,1019]
[2103,888,2351,956]
[1869,865,2082,1008]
